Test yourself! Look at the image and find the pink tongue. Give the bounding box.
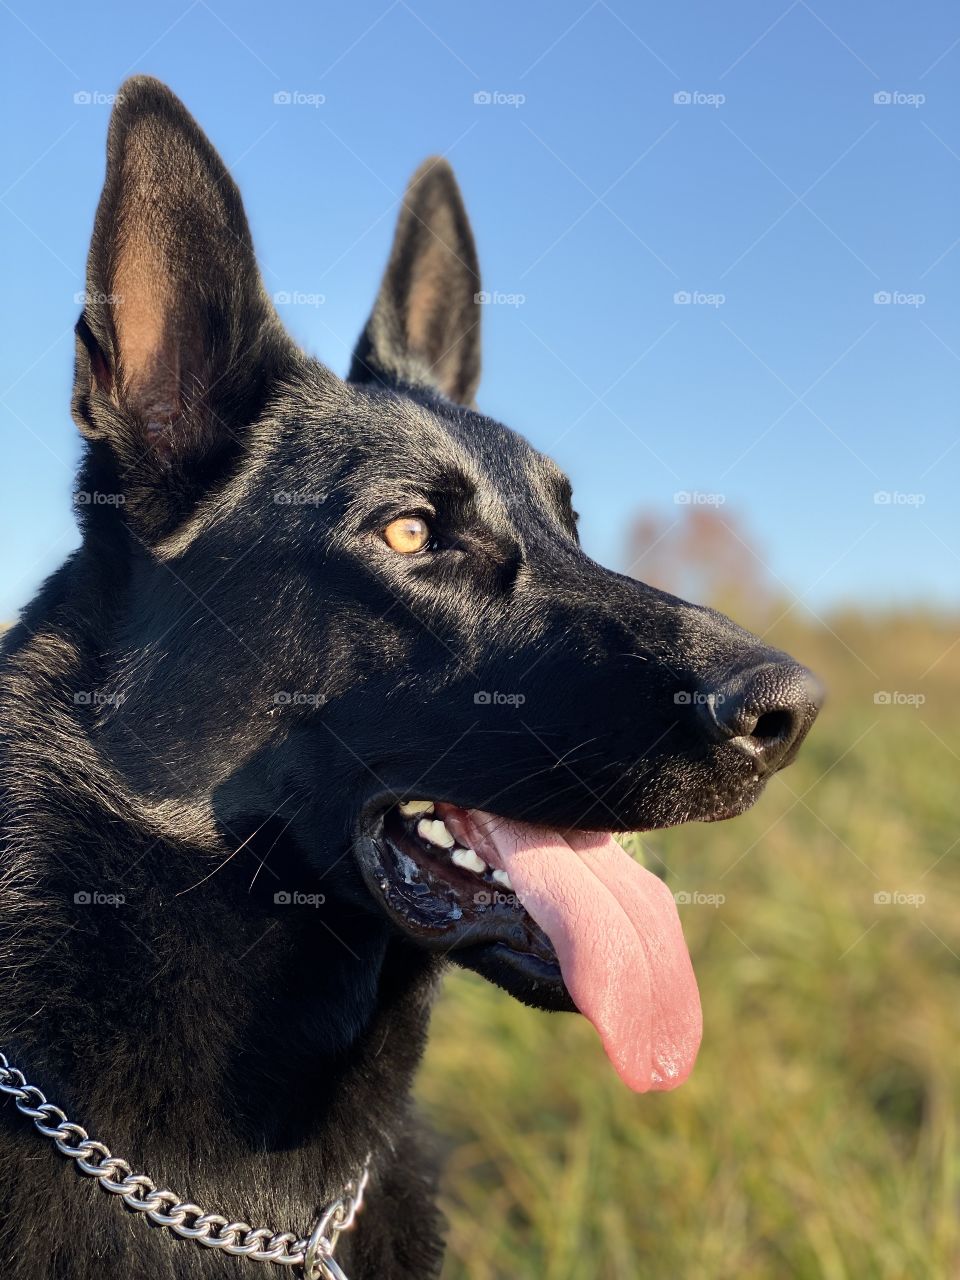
[447,809,702,1092]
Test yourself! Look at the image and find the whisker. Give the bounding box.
[176,802,296,897]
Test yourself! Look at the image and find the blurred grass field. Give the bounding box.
[419,610,960,1280]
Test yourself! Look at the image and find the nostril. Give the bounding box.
[752,708,794,746]
[696,658,823,773]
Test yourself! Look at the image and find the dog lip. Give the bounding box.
[352,795,562,966]
[452,940,574,1012]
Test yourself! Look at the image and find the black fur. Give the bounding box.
[0,78,820,1278]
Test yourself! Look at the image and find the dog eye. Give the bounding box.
[383,515,432,554]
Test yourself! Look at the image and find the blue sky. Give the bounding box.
[1,0,958,620]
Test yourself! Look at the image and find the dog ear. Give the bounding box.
[350,157,482,406]
[72,77,296,529]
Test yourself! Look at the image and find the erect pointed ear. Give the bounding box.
[72,77,297,528]
[349,157,482,406]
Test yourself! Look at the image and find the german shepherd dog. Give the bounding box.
[0,78,821,1278]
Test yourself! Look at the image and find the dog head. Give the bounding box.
[71,78,821,1090]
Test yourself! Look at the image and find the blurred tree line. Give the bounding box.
[626,507,776,628]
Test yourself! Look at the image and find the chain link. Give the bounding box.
[0,1051,369,1279]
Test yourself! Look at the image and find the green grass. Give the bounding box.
[419,610,960,1279]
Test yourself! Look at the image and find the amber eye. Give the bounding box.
[383,515,432,554]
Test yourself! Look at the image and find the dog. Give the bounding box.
[0,77,821,1279]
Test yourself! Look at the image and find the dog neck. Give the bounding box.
[0,579,447,1278]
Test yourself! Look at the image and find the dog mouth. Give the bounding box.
[356,799,703,1092]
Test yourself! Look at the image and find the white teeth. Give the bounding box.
[399,800,434,817]
[492,869,513,890]
[409,811,494,880]
[417,817,455,849]
[452,847,487,875]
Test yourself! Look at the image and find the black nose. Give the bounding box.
[696,660,823,773]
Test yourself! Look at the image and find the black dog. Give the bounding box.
[0,78,821,1279]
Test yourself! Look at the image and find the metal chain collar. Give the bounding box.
[0,1051,370,1280]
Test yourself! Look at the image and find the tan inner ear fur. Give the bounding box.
[112,225,180,424]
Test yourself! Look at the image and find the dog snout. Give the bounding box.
[696,659,823,774]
